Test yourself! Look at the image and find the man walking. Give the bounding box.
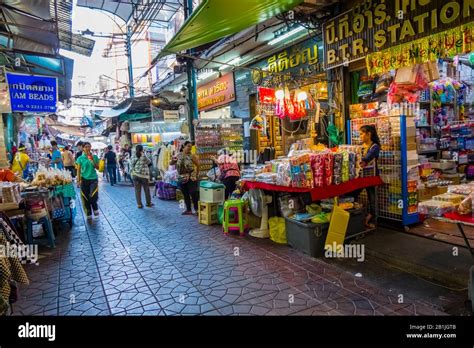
[50,141,64,169]
[104,145,117,186]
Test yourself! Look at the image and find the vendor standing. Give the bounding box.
[212,148,240,199]
[11,144,29,179]
[50,141,64,170]
[357,125,381,229]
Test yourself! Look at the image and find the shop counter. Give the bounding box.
[242,176,384,201]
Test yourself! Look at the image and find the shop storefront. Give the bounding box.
[322,0,474,242]
[195,73,244,179]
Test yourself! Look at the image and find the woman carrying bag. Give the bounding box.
[76,142,100,220]
[130,145,153,209]
[170,141,200,215]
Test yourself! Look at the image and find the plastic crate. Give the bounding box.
[199,181,225,203]
[198,201,219,225]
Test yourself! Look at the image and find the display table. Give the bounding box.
[434,212,474,258]
[242,176,384,201]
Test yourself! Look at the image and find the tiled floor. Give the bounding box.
[14,183,448,316]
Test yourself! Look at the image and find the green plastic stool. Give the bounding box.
[223,200,247,237]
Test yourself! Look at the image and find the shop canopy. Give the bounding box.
[156,0,304,59]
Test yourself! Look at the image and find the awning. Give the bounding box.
[119,113,151,122]
[158,0,303,58]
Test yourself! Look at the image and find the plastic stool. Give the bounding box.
[26,216,55,248]
[223,200,247,237]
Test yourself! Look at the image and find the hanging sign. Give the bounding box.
[0,67,12,113]
[197,73,235,111]
[367,22,474,75]
[6,72,58,112]
[250,38,323,88]
[323,0,474,70]
[163,110,180,122]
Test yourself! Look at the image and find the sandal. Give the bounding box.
[138,205,143,209]
[182,211,193,215]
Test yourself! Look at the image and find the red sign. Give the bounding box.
[197,73,235,111]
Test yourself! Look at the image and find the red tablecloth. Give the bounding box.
[242,176,384,201]
[442,212,474,225]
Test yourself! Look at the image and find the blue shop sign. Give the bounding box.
[6,73,58,113]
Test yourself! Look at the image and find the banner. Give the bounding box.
[6,73,58,113]
[323,0,474,70]
[0,67,12,113]
[367,22,474,75]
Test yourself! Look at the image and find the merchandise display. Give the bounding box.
[31,167,73,188]
[195,123,243,178]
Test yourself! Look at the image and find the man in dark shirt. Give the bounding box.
[75,141,84,161]
[104,145,117,186]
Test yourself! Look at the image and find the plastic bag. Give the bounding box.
[268,217,287,244]
[98,159,105,173]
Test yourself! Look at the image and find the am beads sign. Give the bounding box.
[6,73,58,113]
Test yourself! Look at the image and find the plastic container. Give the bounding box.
[199,181,225,203]
[285,218,329,257]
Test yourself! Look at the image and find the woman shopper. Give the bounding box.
[170,141,200,215]
[62,145,75,177]
[212,148,240,199]
[356,125,381,229]
[130,145,153,208]
[76,142,100,220]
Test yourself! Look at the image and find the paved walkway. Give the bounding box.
[14,183,447,316]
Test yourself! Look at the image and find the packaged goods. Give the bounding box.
[432,193,465,205]
[418,200,455,217]
[458,194,473,215]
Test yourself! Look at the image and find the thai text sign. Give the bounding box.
[367,22,474,75]
[197,73,235,111]
[6,73,57,112]
[323,0,474,69]
[250,38,323,87]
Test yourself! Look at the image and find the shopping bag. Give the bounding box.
[268,217,287,244]
[98,159,105,173]
[325,204,350,249]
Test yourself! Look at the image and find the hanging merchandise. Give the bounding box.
[327,124,343,146]
[357,76,375,98]
[284,87,295,119]
[374,73,393,94]
[291,89,307,120]
[250,115,265,131]
[258,87,276,104]
[275,88,285,118]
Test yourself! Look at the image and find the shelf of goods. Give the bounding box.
[195,124,243,178]
[258,111,284,158]
[349,111,419,226]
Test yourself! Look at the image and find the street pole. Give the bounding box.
[184,0,198,141]
[126,25,135,98]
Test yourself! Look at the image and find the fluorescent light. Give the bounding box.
[198,71,217,81]
[268,26,306,46]
[220,57,241,70]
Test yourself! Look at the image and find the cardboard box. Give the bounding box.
[441,174,464,185]
[437,186,448,195]
[418,187,438,201]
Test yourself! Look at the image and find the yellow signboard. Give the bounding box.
[323,0,474,70]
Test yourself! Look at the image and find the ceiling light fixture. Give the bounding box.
[268,26,306,46]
